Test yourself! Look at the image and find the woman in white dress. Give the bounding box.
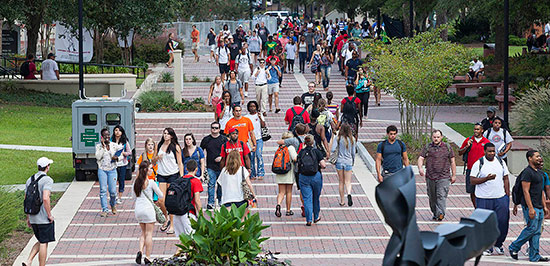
[134,161,163,264]
[217,151,256,212]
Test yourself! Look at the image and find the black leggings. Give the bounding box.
[287,59,294,72]
[356,91,370,117]
[299,52,307,72]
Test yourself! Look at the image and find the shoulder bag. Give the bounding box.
[241,166,254,200]
[144,189,166,224]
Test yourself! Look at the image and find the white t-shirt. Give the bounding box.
[483,128,513,159]
[342,48,354,65]
[470,60,484,72]
[216,46,230,64]
[236,52,251,73]
[545,23,550,35]
[253,67,269,85]
[470,157,509,199]
[218,166,249,205]
[41,59,59,80]
[285,43,296,60]
[245,113,263,141]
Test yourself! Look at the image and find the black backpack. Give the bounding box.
[20,61,30,77]
[298,147,319,176]
[462,135,474,174]
[342,97,359,124]
[512,169,526,206]
[165,177,195,215]
[24,174,46,215]
[290,107,306,132]
[308,122,327,157]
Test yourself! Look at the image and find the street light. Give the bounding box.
[78,0,84,99]
[503,0,509,124]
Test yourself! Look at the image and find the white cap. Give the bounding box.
[37,157,53,168]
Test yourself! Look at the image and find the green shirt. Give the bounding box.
[266,41,278,55]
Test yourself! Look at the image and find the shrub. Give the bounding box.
[159,72,174,83]
[177,204,269,265]
[440,93,477,104]
[0,86,78,108]
[513,81,550,136]
[0,189,25,243]
[204,77,211,83]
[191,76,200,82]
[137,91,175,112]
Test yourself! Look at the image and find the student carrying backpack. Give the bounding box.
[24,174,46,214]
[20,61,30,77]
[290,108,306,132]
[298,146,319,176]
[308,121,327,157]
[165,177,195,215]
[342,96,359,125]
[272,145,292,174]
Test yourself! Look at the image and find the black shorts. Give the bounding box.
[294,170,300,190]
[219,63,230,74]
[223,200,248,208]
[465,169,475,194]
[32,222,55,243]
[252,52,260,56]
[157,173,179,183]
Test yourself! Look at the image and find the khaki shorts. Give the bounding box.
[192,42,199,50]
[238,70,251,84]
[267,83,279,95]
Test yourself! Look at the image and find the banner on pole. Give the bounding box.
[55,22,94,63]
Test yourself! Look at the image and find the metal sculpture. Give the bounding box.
[375,166,499,266]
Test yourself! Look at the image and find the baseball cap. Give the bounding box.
[228,35,234,39]
[228,128,238,134]
[487,106,497,113]
[37,157,54,168]
[47,53,56,58]
[238,24,243,28]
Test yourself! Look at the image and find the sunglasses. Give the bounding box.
[211,127,220,129]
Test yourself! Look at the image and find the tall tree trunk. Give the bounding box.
[402,3,411,38]
[0,21,3,57]
[494,22,506,64]
[316,2,321,19]
[436,10,448,41]
[25,13,42,57]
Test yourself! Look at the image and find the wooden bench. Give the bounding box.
[494,86,516,111]
[448,82,503,97]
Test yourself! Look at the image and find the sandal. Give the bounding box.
[257,176,264,180]
[339,202,346,206]
[275,205,282,217]
[314,217,321,223]
[301,206,305,217]
[160,220,170,232]
[166,228,175,234]
[285,210,294,216]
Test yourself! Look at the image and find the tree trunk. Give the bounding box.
[402,3,411,38]
[494,22,506,64]
[25,13,42,57]
[436,10,448,41]
[316,2,321,19]
[0,21,3,57]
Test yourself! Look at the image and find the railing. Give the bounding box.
[0,55,147,79]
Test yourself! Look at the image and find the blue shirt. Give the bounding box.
[376,140,406,173]
[182,147,205,177]
[544,172,550,187]
[267,65,280,84]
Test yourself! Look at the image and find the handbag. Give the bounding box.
[328,137,339,164]
[241,167,254,200]
[261,126,271,141]
[144,189,166,224]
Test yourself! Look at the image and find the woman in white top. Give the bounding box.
[111,125,131,204]
[275,131,298,217]
[95,128,123,217]
[217,151,256,211]
[285,39,297,74]
[154,127,184,234]
[216,91,233,134]
[133,161,163,265]
[208,75,224,111]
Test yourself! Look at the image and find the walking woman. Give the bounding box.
[208,75,224,112]
[95,128,122,217]
[275,132,297,217]
[355,67,371,118]
[319,48,334,90]
[224,71,244,106]
[245,101,266,180]
[332,123,357,207]
[298,36,308,73]
[111,125,131,204]
[216,91,233,135]
[182,133,205,180]
[165,33,175,67]
[155,128,184,234]
[297,135,326,226]
[308,44,323,85]
[134,161,163,265]
[217,151,256,211]
[285,38,296,74]
[137,138,158,181]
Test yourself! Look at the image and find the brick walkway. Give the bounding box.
[45,57,548,265]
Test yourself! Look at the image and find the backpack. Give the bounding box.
[485,127,507,144]
[342,97,359,125]
[462,136,474,174]
[290,107,306,132]
[20,61,30,77]
[272,145,292,174]
[165,177,195,215]
[298,147,319,176]
[222,140,246,163]
[308,122,327,157]
[512,169,526,206]
[24,174,46,215]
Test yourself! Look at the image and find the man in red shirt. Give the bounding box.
[284,96,311,131]
[459,122,490,208]
[340,85,362,138]
[23,54,38,79]
[173,160,203,236]
[220,128,251,171]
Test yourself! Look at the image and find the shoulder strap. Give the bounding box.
[291,107,298,116]
[478,157,485,174]
[31,174,46,184]
[503,128,507,143]
[381,140,387,154]
[299,108,306,115]
[496,156,503,166]
[398,140,405,154]
[486,127,492,138]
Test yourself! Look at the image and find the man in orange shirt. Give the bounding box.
[224,105,256,152]
[191,25,200,62]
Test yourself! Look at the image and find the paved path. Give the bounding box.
[37,57,548,265]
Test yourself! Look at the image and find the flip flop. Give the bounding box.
[285,210,294,216]
[275,205,281,217]
[166,228,175,234]
[160,220,170,232]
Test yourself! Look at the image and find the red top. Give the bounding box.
[24,61,37,80]
[284,106,310,130]
[341,96,361,109]
[460,136,491,170]
[335,34,348,51]
[182,174,203,215]
[220,140,250,165]
[267,55,280,65]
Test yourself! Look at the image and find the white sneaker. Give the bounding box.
[208,59,212,63]
[116,198,123,205]
[244,92,248,97]
[493,246,504,255]
[483,249,493,256]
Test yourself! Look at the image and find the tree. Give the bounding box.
[361,27,472,143]
[333,0,361,19]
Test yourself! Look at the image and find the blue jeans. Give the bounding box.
[207,168,222,206]
[250,139,265,178]
[476,195,509,248]
[299,172,323,223]
[98,169,117,212]
[509,207,544,261]
[307,44,314,61]
[320,65,331,89]
[116,165,127,193]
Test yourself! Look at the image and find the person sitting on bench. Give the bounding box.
[467,57,484,82]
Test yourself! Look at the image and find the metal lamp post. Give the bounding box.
[503,0,509,124]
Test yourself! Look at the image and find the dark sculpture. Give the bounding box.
[375,166,499,266]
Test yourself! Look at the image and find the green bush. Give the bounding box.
[137,91,175,112]
[159,72,174,83]
[178,204,269,265]
[509,35,527,46]
[513,81,550,136]
[440,93,477,104]
[477,86,495,98]
[0,189,26,243]
[495,54,550,96]
[0,86,78,108]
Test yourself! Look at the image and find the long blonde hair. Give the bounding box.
[225,150,242,175]
[338,123,355,148]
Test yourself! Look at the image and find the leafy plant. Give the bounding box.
[177,204,269,265]
[191,76,200,82]
[137,91,176,112]
[159,72,174,83]
[512,81,550,136]
[204,77,211,83]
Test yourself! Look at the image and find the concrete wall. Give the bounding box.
[10,79,126,97]
[53,73,137,92]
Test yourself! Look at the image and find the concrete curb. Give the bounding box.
[2,182,71,192]
[0,144,71,153]
[357,141,377,173]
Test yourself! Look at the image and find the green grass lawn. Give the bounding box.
[446,122,474,138]
[0,104,72,147]
[469,46,526,58]
[0,149,74,185]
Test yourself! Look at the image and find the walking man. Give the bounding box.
[252,59,270,116]
[459,123,490,208]
[483,117,513,163]
[376,125,409,182]
[470,143,510,256]
[267,56,282,113]
[481,106,509,131]
[24,157,55,266]
[191,25,200,62]
[417,130,456,221]
[200,122,228,209]
[509,150,550,262]
[235,45,253,98]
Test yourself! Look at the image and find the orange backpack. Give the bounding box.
[272,145,292,174]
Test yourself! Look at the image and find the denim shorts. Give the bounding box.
[335,162,353,171]
[157,173,179,183]
[223,200,248,208]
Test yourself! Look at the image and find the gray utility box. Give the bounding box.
[72,98,136,181]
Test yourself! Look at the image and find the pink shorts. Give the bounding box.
[211,97,221,107]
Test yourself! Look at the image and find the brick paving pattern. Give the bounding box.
[46,57,548,265]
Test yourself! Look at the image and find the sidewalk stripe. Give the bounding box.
[91,183,362,188]
[0,144,71,153]
[58,236,391,242]
[76,207,376,213]
[70,220,385,227]
[85,194,369,200]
